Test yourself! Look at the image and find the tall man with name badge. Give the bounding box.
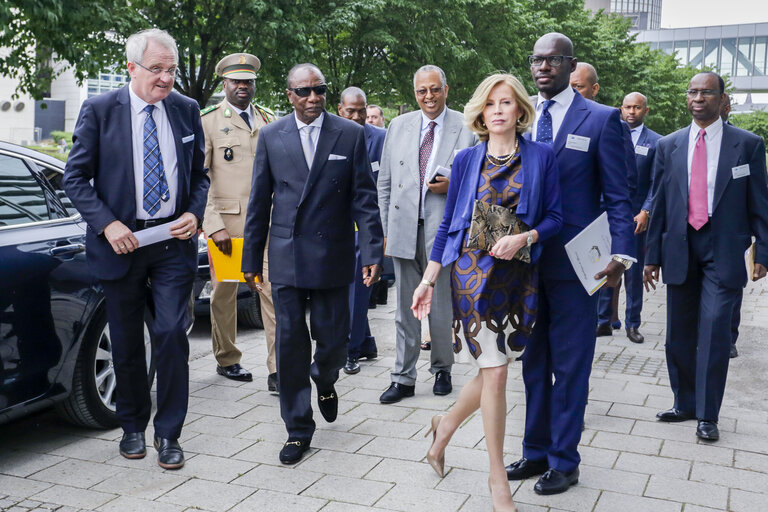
[201,53,279,390]
[63,29,209,470]
[242,64,383,465]
[644,72,768,442]
[505,33,635,495]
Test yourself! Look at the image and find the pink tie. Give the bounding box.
[688,129,708,230]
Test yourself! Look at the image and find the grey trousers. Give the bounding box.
[391,223,454,385]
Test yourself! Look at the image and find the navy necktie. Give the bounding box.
[536,100,555,145]
[142,104,169,216]
[239,111,252,130]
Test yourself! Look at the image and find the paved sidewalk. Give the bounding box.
[2,279,768,512]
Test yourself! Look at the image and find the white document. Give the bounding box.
[564,211,612,296]
[427,165,451,184]
[566,134,590,152]
[635,145,649,156]
[732,164,750,179]
[371,161,380,173]
[134,223,174,247]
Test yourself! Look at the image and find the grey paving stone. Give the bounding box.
[183,415,254,438]
[373,483,468,512]
[32,485,115,509]
[512,481,601,512]
[186,398,254,418]
[49,438,118,463]
[157,479,254,512]
[575,445,620,468]
[231,440,286,465]
[730,488,768,512]
[735,450,768,473]
[228,489,327,512]
[358,437,428,462]
[96,495,185,512]
[0,474,52,498]
[231,463,323,493]
[615,452,691,479]
[296,449,381,478]
[594,491,682,512]
[365,458,442,489]
[168,453,254,483]
[0,452,66,478]
[660,439,734,465]
[31,459,124,489]
[350,418,424,439]
[644,475,728,509]
[90,467,188,500]
[578,465,648,495]
[302,474,392,506]
[309,429,373,453]
[590,431,662,455]
[582,413,635,434]
[237,421,288,443]
[630,419,699,442]
[343,403,414,422]
[690,461,768,493]
[180,433,255,458]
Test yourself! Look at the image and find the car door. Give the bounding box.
[0,151,91,411]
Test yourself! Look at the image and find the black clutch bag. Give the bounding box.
[466,200,531,263]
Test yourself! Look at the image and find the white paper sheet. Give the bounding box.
[564,211,612,296]
[134,223,174,247]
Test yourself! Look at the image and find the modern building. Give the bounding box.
[584,0,662,30]
[635,23,768,111]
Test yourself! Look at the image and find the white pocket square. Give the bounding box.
[182,134,195,143]
[328,154,347,161]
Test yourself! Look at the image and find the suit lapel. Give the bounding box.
[406,114,421,186]
[637,126,648,148]
[164,95,187,213]
[299,113,342,206]
[116,87,136,211]
[278,117,310,177]
[433,109,461,169]
[671,130,689,206]
[553,93,589,156]
[712,123,740,214]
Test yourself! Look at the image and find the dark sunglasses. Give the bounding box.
[288,85,328,97]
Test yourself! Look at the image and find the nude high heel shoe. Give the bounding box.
[489,480,517,512]
[424,415,445,477]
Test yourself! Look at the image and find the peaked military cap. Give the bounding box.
[216,53,261,80]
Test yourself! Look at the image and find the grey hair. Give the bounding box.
[413,65,447,89]
[126,29,178,65]
[287,63,325,88]
[340,86,366,104]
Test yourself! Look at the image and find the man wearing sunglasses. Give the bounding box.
[644,72,768,443]
[505,32,635,495]
[241,63,384,465]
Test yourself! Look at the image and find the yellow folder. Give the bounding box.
[207,237,246,282]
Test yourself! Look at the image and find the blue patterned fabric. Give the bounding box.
[536,99,555,145]
[142,105,169,215]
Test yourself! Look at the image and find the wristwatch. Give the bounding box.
[420,278,435,287]
[612,255,633,270]
[526,231,534,247]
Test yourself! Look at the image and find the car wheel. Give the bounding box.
[56,308,155,428]
[237,291,263,329]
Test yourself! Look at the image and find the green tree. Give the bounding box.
[731,110,768,146]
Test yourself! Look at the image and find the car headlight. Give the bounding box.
[199,280,213,300]
[198,237,208,254]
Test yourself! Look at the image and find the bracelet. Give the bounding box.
[420,278,435,287]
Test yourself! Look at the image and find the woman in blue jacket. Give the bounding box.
[413,73,562,511]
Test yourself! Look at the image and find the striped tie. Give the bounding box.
[142,104,170,215]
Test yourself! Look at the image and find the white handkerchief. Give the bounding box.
[328,154,347,161]
[182,134,195,143]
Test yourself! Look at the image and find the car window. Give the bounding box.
[0,154,52,226]
[40,166,77,217]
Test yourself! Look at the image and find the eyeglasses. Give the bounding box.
[288,85,328,97]
[415,86,444,97]
[686,89,720,98]
[528,55,573,68]
[134,62,178,77]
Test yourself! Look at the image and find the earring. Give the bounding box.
[480,119,487,128]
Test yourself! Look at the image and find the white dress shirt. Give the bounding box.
[295,111,324,168]
[418,107,447,218]
[687,117,723,216]
[531,86,576,142]
[129,83,178,220]
[230,102,253,129]
[630,124,644,147]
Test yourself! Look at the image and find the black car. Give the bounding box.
[0,142,158,428]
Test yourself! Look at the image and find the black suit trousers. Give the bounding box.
[100,238,195,439]
[272,283,350,440]
[665,224,740,422]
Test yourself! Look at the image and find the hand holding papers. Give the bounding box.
[428,165,451,184]
[565,212,611,296]
[134,223,174,247]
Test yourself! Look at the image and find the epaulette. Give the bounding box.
[200,104,220,116]
[253,102,277,123]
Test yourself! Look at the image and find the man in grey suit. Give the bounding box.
[378,65,477,403]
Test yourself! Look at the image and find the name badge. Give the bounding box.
[635,145,649,156]
[732,164,750,179]
[566,134,590,152]
[371,161,380,173]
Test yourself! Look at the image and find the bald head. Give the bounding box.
[287,63,325,88]
[570,62,599,101]
[534,32,573,56]
[338,86,368,126]
[531,32,577,98]
[621,91,649,128]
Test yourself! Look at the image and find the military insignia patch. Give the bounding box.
[224,107,232,118]
[224,147,234,161]
[200,104,219,116]
[221,127,231,135]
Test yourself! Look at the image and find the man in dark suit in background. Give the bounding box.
[506,33,636,495]
[336,86,386,375]
[63,29,209,469]
[645,72,768,442]
[599,92,661,344]
[242,64,383,465]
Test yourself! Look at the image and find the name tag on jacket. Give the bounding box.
[732,164,750,179]
[635,145,649,156]
[328,154,347,161]
[566,134,590,152]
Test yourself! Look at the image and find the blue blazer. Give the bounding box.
[63,87,209,280]
[527,92,636,280]
[242,112,384,288]
[632,125,662,212]
[621,120,639,196]
[365,123,386,170]
[646,122,768,289]
[430,138,563,266]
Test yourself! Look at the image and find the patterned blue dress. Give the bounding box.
[451,152,538,368]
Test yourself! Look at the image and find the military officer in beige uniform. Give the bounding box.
[202,53,278,390]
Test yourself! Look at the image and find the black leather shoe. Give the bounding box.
[730,344,739,358]
[359,351,378,360]
[433,370,452,396]
[267,372,279,393]
[216,363,253,382]
[317,386,338,422]
[379,383,415,404]
[534,468,579,495]
[696,420,720,441]
[421,341,431,351]
[279,438,311,464]
[343,357,360,375]
[596,323,613,337]
[626,327,644,343]
[505,457,548,480]
[656,408,696,422]
[154,437,184,469]
[119,432,146,459]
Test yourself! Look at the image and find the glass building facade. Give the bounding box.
[610,0,662,30]
[86,73,128,98]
